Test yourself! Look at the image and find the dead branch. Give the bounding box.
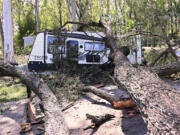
[152,2,178,61]
[83,86,136,109]
[83,113,115,130]
[149,48,170,67]
[59,21,104,31]
[61,102,74,112]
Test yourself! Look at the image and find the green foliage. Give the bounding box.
[14,2,36,54]
[41,63,112,101]
[43,73,81,101]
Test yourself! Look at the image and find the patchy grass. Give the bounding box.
[0,82,27,104]
[0,49,28,103]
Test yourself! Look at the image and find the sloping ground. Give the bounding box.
[0,82,179,135]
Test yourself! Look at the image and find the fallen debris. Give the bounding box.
[28,101,37,123]
[83,86,136,109]
[95,83,105,88]
[37,126,45,131]
[20,123,32,133]
[112,99,136,109]
[122,109,140,118]
[31,117,45,125]
[83,113,115,130]
[62,102,74,112]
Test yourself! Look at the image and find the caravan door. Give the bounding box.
[46,35,65,65]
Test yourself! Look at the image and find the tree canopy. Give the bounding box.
[0,0,179,52]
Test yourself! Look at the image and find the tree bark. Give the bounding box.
[3,0,15,63]
[57,0,63,27]
[0,63,69,135]
[83,86,117,104]
[0,0,4,54]
[71,0,77,31]
[0,17,4,58]
[103,22,180,134]
[83,85,136,109]
[35,0,40,32]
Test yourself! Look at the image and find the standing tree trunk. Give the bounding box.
[103,22,180,134]
[35,0,40,32]
[3,0,14,64]
[0,17,4,58]
[71,0,77,31]
[0,0,4,57]
[57,0,63,27]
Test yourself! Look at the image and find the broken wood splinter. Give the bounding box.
[84,113,115,130]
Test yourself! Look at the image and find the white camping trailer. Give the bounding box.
[28,31,142,71]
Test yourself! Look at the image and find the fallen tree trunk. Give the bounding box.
[151,61,180,76]
[103,22,180,134]
[0,63,69,135]
[83,86,117,104]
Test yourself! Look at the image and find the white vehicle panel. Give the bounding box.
[28,33,44,63]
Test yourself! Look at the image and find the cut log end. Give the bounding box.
[111,99,136,109]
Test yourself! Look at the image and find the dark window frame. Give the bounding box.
[66,40,79,58]
[47,36,65,54]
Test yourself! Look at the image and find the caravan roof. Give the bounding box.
[47,31,105,42]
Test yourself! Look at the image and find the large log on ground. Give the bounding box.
[151,61,180,76]
[83,86,136,109]
[83,86,117,104]
[0,63,69,135]
[103,23,180,134]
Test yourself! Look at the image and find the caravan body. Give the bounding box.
[28,31,110,70]
[28,31,142,71]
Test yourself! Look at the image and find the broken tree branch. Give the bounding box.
[83,86,136,109]
[151,61,180,76]
[152,2,178,61]
[83,86,117,105]
[84,113,115,130]
[0,63,69,135]
[59,21,103,31]
[149,48,170,67]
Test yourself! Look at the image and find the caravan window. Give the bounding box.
[85,42,105,51]
[48,36,65,54]
[66,40,78,58]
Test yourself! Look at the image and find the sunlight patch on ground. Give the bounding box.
[0,83,27,104]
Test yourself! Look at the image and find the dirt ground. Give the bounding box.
[0,99,29,135]
[64,85,147,135]
[0,80,180,135]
